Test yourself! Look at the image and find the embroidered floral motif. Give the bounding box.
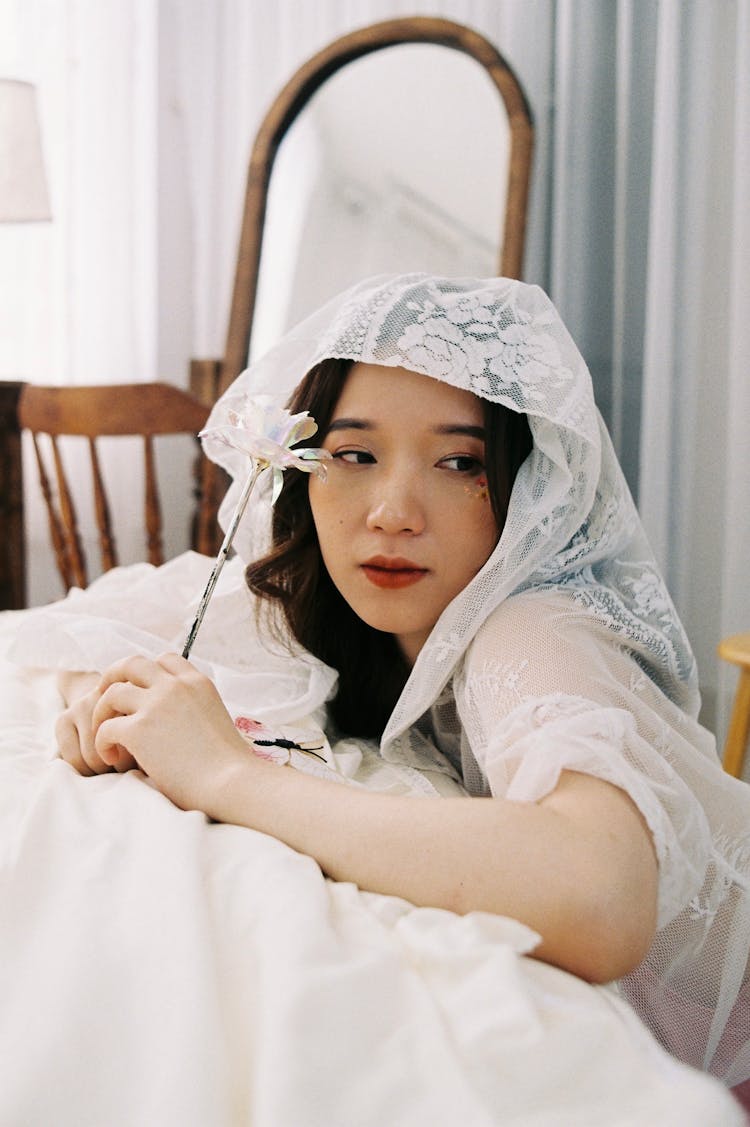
[622,567,675,628]
[629,669,649,694]
[234,715,328,766]
[462,659,530,713]
[426,631,464,664]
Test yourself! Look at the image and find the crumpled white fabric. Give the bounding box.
[0,609,745,1126]
[8,551,335,729]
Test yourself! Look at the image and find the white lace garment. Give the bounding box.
[13,273,750,1089]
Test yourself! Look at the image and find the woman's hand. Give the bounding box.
[56,671,137,775]
[91,653,253,812]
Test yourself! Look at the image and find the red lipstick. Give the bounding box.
[361,556,429,589]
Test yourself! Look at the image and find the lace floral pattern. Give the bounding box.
[317,278,593,426]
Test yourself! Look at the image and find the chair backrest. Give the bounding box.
[18,382,211,593]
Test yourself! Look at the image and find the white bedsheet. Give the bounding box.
[0,582,745,1125]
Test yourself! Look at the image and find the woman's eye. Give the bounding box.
[440,454,485,474]
[332,449,376,465]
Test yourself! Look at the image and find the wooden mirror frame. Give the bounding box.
[193,16,533,554]
[218,15,533,399]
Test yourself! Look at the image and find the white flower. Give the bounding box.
[183,394,330,659]
[200,393,331,502]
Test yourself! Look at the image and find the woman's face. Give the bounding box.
[308,362,499,664]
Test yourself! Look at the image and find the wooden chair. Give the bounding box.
[717,632,750,779]
[18,382,211,593]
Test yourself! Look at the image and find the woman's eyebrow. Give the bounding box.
[434,424,485,439]
[327,418,372,432]
[327,420,486,439]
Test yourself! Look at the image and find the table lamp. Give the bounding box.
[0,79,51,221]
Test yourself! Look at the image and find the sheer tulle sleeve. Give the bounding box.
[454,589,718,930]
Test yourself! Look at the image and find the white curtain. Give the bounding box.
[0,0,163,606]
[637,0,750,749]
[2,0,748,768]
[0,0,158,385]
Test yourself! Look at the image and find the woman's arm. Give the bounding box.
[213,760,656,983]
[86,653,657,984]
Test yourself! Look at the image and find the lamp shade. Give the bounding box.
[0,79,51,222]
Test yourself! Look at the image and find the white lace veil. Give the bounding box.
[206,273,697,736]
[204,274,750,1089]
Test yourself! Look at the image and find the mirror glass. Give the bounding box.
[251,44,511,360]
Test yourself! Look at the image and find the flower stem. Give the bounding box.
[182,460,264,659]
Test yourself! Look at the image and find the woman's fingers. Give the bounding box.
[56,700,112,776]
[55,658,166,778]
[94,703,139,772]
[91,683,143,768]
[81,651,234,807]
[155,651,196,676]
[93,680,142,724]
[98,652,204,696]
[55,709,93,774]
[94,715,135,768]
[97,653,165,693]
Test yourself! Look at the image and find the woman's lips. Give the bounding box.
[360,557,429,589]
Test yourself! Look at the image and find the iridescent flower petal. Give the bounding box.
[199,392,330,476]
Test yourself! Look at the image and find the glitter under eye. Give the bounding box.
[464,475,489,502]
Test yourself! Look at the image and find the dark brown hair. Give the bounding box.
[246,358,532,739]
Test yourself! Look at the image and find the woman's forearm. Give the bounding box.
[204,758,658,983]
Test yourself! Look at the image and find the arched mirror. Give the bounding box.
[219,16,533,393]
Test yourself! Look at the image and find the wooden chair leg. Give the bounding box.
[89,438,117,571]
[722,668,750,779]
[51,436,87,589]
[143,436,164,566]
[31,433,75,592]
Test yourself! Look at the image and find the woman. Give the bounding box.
[55,274,750,1089]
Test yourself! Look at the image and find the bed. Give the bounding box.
[0,552,745,1126]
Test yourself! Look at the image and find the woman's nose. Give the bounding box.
[366,476,425,535]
